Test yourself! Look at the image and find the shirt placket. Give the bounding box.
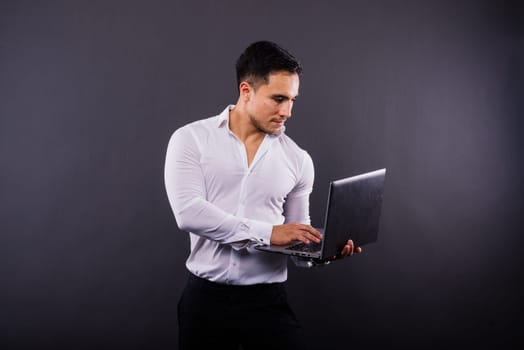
[226,134,251,283]
[226,133,275,283]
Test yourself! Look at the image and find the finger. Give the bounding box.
[307,231,322,243]
[343,240,353,255]
[301,225,322,240]
[298,226,322,243]
[349,240,357,255]
[302,232,319,244]
[347,240,363,254]
[298,233,319,244]
[297,235,311,244]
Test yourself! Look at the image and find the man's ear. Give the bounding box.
[239,81,252,102]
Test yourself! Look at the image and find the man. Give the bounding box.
[164,41,361,349]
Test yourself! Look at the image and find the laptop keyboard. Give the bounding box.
[288,241,321,253]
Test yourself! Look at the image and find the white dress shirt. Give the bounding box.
[164,105,314,285]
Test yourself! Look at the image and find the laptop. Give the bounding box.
[255,168,386,261]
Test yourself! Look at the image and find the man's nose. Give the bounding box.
[279,100,293,118]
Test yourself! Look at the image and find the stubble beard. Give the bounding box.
[248,113,280,135]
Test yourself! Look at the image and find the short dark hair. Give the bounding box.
[235,41,302,90]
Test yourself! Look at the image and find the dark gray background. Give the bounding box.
[1,0,522,349]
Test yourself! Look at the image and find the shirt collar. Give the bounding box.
[217,104,286,136]
[217,105,233,128]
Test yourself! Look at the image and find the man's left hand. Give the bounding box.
[338,239,362,258]
[321,239,362,263]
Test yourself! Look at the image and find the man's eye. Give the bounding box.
[273,97,285,103]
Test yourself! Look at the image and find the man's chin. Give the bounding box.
[254,122,284,135]
[256,126,275,135]
[268,126,284,135]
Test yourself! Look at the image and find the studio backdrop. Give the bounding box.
[1,1,522,349]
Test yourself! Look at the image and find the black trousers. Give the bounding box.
[178,274,308,350]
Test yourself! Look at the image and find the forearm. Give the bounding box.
[171,196,272,245]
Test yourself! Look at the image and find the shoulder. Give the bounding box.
[176,114,220,135]
[277,133,313,168]
[278,133,309,157]
[169,109,225,143]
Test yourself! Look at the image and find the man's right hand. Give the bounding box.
[270,222,322,246]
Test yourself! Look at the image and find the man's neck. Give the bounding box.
[229,104,265,144]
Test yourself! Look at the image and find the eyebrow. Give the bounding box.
[271,94,299,100]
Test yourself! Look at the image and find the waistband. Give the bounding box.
[187,273,285,293]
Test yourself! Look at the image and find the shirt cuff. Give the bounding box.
[244,219,273,245]
[228,219,273,251]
